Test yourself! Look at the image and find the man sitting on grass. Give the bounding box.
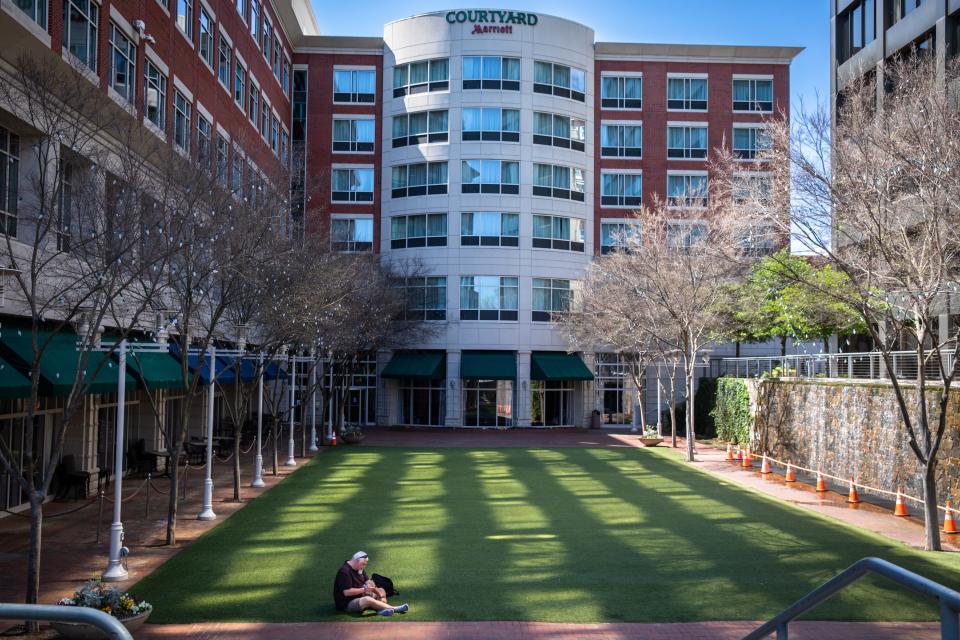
[333,551,409,617]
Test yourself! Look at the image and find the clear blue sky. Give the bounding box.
[309,0,829,109]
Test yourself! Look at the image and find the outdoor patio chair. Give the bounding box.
[54,455,91,500]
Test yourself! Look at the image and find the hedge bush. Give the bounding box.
[710,377,751,444]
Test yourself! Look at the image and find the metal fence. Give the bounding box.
[711,350,955,382]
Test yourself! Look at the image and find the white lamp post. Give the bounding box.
[285,354,296,466]
[102,339,128,581]
[309,350,318,452]
[198,346,217,520]
[251,351,265,487]
[326,349,334,442]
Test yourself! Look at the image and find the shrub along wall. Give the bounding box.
[710,377,751,445]
[746,378,960,506]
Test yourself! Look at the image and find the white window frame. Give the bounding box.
[391,162,449,198]
[600,120,643,158]
[330,214,374,253]
[667,171,709,209]
[666,122,708,160]
[532,215,585,252]
[63,0,100,72]
[532,163,586,201]
[732,74,774,113]
[666,73,708,111]
[459,212,520,247]
[107,21,136,103]
[732,123,770,161]
[600,170,643,209]
[600,218,642,254]
[459,276,519,322]
[390,213,448,249]
[392,58,449,97]
[333,66,376,104]
[333,115,376,154]
[331,165,374,203]
[600,72,643,110]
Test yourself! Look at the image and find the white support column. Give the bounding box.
[516,351,532,427]
[251,352,265,488]
[102,339,128,581]
[198,346,217,520]
[309,354,318,452]
[285,356,296,466]
[445,350,461,427]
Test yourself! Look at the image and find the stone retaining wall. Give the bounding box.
[746,378,960,504]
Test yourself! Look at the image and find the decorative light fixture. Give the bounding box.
[234,322,248,351]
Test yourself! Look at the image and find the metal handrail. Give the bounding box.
[713,348,955,383]
[0,603,133,639]
[742,557,960,640]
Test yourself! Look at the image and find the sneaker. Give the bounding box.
[394,603,409,614]
[377,608,394,617]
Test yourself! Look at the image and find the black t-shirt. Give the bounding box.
[333,561,368,611]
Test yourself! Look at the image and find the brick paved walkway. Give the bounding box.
[0,427,950,639]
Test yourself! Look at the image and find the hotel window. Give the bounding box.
[271,116,279,153]
[15,0,47,28]
[532,215,584,252]
[891,0,923,24]
[667,125,707,159]
[217,35,231,88]
[392,110,448,147]
[739,224,777,254]
[461,108,519,142]
[600,75,642,109]
[733,78,773,112]
[393,58,449,97]
[391,162,448,198]
[235,0,245,20]
[461,212,519,247]
[173,91,191,152]
[261,16,271,60]
[533,112,586,151]
[260,94,269,138]
[216,134,229,184]
[331,217,373,253]
[57,160,73,252]
[600,221,641,254]
[64,0,99,72]
[732,126,770,160]
[461,160,519,195]
[248,88,258,125]
[282,57,291,96]
[234,60,246,107]
[199,8,213,67]
[273,41,282,81]
[600,172,642,207]
[0,127,20,238]
[280,129,289,164]
[667,221,708,249]
[144,61,167,130]
[334,118,375,153]
[600,123,642,158]
[108,24,136,102]
[667,174,708,208]
[176,0,193,42]
[403,277,447,321]
[838,0,875,63]
[231,149,243,193]
[533,163,585,201]
[249,0,259,39]
[331,167,374,202]
[534,61,586,102]
[667,76,707,110]
[532,278,573,321]
[460,276,518,321]
[197,114,211,164]
[334,69,376,103]
[462,56,520,90]
[732,173,771,205]
[399,377,446,426]
[391,213,447,249]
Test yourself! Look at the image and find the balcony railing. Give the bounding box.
[711,349,956,382]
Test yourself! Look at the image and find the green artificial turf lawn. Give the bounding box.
[133,446,960,624]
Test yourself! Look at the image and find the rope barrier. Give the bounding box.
[240,439,257,455]
[101,478,149,504]
[2,494,99,519]
[741,447,950,513]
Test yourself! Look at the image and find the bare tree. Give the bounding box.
[0,56,176,610]
[743,55,960,550]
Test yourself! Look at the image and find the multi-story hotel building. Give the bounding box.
[0,2,800,513]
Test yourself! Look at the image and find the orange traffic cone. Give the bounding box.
[736,446,743,461]
[330,432,338,447]
[893,488,908,517]
[726,444,734,461]
[760,455,772,474]
[785,461,796,483]
[742,449,752,468]
[944,501,958,535]
[815,469,827,492]
[846,477,861,504]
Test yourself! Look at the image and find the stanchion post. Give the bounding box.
[96,490,104,544]
[145,473,151,518]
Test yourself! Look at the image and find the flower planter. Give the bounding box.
[340,431,365,444]
[51,607,151,639]
[638,437,663,447]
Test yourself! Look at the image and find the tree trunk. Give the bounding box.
[735,341,741,358]
[685,336,696,463]
[26,491,43,616]
[271,422,278,475]
[166,468,179,546]
[232,431,241,502]
[923,462,942,551]
[780,336,787,357]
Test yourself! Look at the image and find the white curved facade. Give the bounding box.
[381,12,596,427]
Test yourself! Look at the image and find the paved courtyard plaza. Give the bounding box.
[129,443,959,626]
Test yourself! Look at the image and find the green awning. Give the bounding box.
[461,351,516,380]
[125,347,186,390]
[381,351,445,379]
[0,327,135,396]
[0,357,31,399]
[531,351,594,381]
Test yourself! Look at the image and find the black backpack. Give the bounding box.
[372,573,397,597]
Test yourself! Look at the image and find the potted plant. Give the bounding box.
[340,422,365,444]
[638,426,663,447]
[52,580,151,639]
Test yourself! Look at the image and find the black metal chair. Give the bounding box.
[54,455,91,500]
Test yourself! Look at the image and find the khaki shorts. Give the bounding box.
[345,598,366,613]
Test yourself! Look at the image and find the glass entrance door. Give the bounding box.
[462,379,513,427]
